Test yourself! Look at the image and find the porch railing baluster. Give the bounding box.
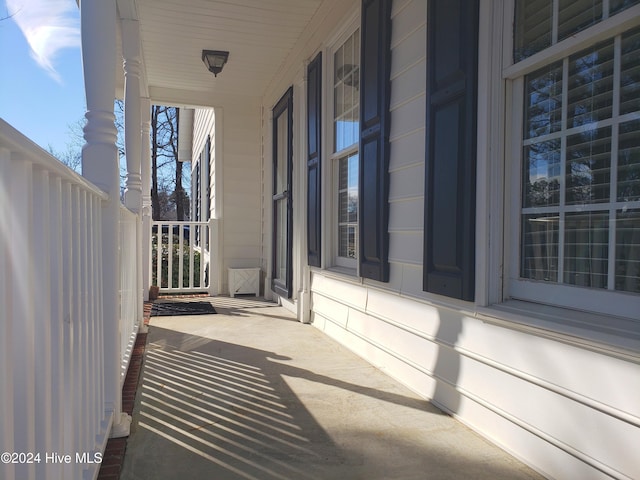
[119,206,139,385]
[0,119,140,479]
[168,223,174,288]
[49,175,65,479]
[33,167,52,480]
[178,226,184,288]
[151,220,212,295]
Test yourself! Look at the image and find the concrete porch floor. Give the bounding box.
[120,296,545,480]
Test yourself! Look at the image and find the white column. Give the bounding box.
[122,19,144,325]
[80,0,131,438]
[213,108,225,295]
[122,19,143,213]
[297,67,311,323]
[264,113,273,301]
[141,98,152,302]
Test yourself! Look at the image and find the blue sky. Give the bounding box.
[0,0,86,155]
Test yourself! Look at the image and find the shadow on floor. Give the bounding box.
[121,301,543,480]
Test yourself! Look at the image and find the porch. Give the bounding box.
[118,296,543,480]
[3,0,638,478]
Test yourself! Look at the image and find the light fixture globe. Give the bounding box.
[201,50,229,77]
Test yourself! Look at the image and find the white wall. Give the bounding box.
[222,104,263,276]
[255,0,640,479]
[194,103,263,295]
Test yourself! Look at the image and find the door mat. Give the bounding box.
[151,301,217,317]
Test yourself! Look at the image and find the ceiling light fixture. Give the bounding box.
[201,50,229,77]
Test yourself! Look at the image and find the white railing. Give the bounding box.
[151,220,215,294]
[0,119,139,480]
[119,206,140,383]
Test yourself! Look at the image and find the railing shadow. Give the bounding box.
[124,328,346,480]
[122,307,543,480]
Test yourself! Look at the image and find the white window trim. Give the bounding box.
[474,0,640,353]
[476,0,509,307]
[325,15,361,274]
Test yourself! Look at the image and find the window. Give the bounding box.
[508,0,640,318]
[192,138,211,247]
[331,27,360,270]
[307,53,322,267]
[312,0,390,278]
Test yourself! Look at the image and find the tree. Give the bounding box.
[150,105,190,221]
[50,101,190,220]
[173,109,188,221]
[50,101,127,186]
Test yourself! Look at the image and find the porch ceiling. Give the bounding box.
[117,0,323,108]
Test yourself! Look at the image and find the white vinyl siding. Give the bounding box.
[384,0,427,294]
[193,105,262,295]
[222,105,262,273]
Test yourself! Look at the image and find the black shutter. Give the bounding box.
[423,0,479,301]
[307,53,322,267]
[359,0,392,282]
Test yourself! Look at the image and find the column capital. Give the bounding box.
[121,18,141,62]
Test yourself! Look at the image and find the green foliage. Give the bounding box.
[151,233,202,288]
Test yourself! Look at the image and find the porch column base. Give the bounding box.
[264,276,273,301]
[299,289,311,324]
[109,412,132,438]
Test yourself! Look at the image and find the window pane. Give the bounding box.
[275,198,287,282]
[568,40,614,128]
[616,209,640,293]
[275,110,288,193]
[514,0,552,62]
[339,151,349,190]
[521,214,559,281]
[339,191,349,222]
[514,1,639,63]
[524,62,563,139]
[618,119,640,202]
[610,0,640,15]
[337,153,358,259]
[566,126,611,205]
[558,0,603,42]
[523,140,561,207]
[338,225,357,259]
[348,154,358,190]
[564,211,609,288]
[334,29,360,152]
[621,27,640,115]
